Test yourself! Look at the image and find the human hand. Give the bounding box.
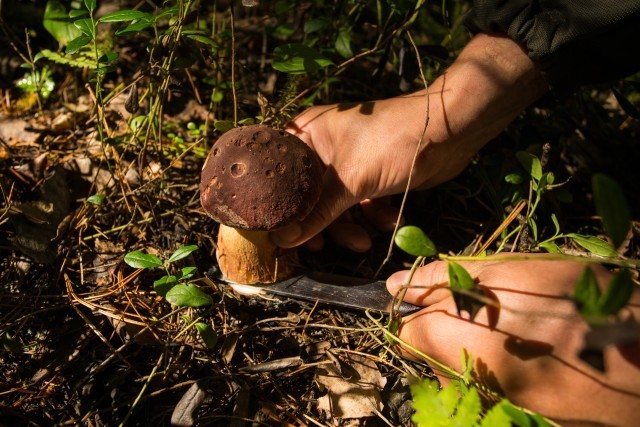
[271,34,548,251]
[386,256,640,426]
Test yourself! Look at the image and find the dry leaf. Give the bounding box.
[171,381,207,426]
[316,354,386,419]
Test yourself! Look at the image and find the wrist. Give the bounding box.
[402,33,548,188]
[441,33,549,147]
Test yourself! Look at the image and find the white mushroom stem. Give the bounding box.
[216,224,297,284]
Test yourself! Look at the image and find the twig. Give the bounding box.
[119,353,164,426]
[375,30,429,277]
[474,199,526,256]
[229,2,238,126]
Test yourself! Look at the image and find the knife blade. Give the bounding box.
[224,271,422,316]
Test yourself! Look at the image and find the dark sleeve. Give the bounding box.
[464,0,640,93]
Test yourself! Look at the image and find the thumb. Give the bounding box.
[271,169,355,248]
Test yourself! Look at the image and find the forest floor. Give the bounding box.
[1,1,639,426]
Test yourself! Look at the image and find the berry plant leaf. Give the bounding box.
[180,266,198,280]
[84,0,96,12]
[73,18,95,38]
[165,284,213,308]
[394,225,437,257]
[167,245,198,264]
[66,34,93,54]
[592,173,631,250]
[124,251,163,269]
[195,322,218,349]
[448,262,485,322]
[154,275,178,297]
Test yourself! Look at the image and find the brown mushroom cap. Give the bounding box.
[200,125,323,230]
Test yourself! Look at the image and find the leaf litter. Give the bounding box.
[2,1,639,426]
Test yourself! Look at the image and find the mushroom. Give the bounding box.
[200,124,323,284]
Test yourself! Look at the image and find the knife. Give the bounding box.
[224,270,422,316]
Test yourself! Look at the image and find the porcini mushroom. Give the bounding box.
[200,124,323,284]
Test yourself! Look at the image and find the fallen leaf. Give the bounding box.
[316,354,386,419]
[171,381,208,426]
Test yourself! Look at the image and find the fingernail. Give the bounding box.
[272,222,302,247]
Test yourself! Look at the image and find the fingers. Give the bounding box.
[326,221,372,252]
[271,168,354,248]
[360,198,404,232]
[387,260,486,307]
[394,298,482,368]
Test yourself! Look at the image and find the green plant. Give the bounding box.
[124,245,216,348]
[411,352,552,427]
[123,245,209,306]
[15,65,55,100]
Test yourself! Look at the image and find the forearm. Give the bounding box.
[393,33,549,188]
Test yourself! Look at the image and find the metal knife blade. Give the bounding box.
[225,271,422,316]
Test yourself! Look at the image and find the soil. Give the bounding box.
[1,2,639,426]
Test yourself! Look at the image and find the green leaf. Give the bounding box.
[452,387,482,426]
[592,173,631,250]
[98,51,119,63]
[567,234,618,258]
[165,284,213,307]
[505,173,523,185]
[2,333,22,353]
[272,43,333,74]
[529,218,538,241]
[449,262,485,321]
[304,17,329,34]
[154,275,178,297]
[168,245,199,263]
[84,0,96,12]
[196,322,218,348]
[411,379,454,426]
[213,120,234,133]
[184,34,220,49]
[237,118,255,126]
[551,213,561,236]
[86,194,105,205]
[115,18,154,36]
[180,266,198,280]
[154,5,180,22]
[599,269,633,315]
[129,115,146,132]
[273,23,295,39]
[69,9,89,19]
[538,241,562,254]
[73,18,94,37]
[479,401,513,427]
[574,267,601,316]
[99,10,151,23]
[448,262,475,291]
[516,151,542,181]
[124,251,163,269]
[66,34,93,54]
[43,1,83,45]
[16,68,55,99]
[394,225,437,257]
[38,49,96,68]
[335,28,353,58]
[499,400,554,427]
